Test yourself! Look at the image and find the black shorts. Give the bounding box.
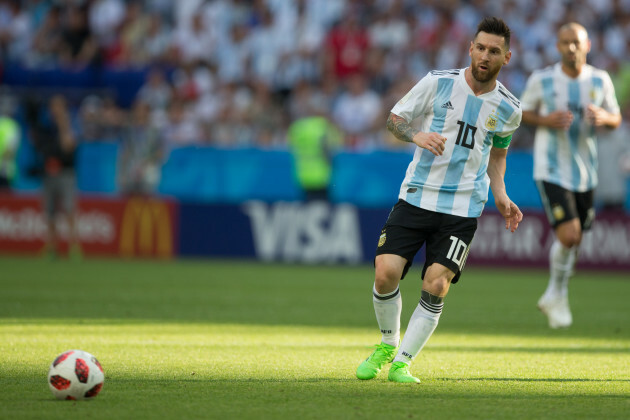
[42,170,77,218]
[536,181,595,230]
[375,200,477,284]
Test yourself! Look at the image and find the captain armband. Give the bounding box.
[492,134,512,148]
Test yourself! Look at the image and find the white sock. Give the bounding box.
[372,286,401,347]
[393,291,443,364]
[544,240,578,299]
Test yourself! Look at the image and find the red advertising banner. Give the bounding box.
[0,193,178,258]
[469,210,630,271]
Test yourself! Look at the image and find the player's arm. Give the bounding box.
[521,110,573,130]
[588,72,623,129]
[55,111,76,152]
[487,146,522,233]
[585,105,622,129]
[386,113,446,156]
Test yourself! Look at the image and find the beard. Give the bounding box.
[562,55,581,70]
[471,61,501,83]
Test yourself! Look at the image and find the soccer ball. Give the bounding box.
[47,350,104,400]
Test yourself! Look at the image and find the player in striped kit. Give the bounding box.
[520,23,621,329]
[356,17,523,383]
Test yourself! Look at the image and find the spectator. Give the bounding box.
[332,74,382,150]
[76,94,125,142]
[139,13,173,66]
[272,0,325,89]
[171,62,214,103]
[367,2,410,52]
[117,100,164,195]
[323,15,370,80]
[162,99,203,151]
[170,11,215,66]
[287,80,331,121]
[28,5,63,68]
[88,0,125,49]
[207,82,255,148]
[0,0,32,63]
[136,67,173,112]
[246,5,290,88]
[246,82,285,149]
[214,23,250,85]
[59,5,99,69]
[365,47,393,95]
[105,0,151,68]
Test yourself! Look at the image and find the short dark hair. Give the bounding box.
[475,17,511,49]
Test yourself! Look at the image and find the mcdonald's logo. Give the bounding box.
[119,198,173,258]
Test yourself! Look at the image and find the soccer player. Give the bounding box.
[356,17,523,383]
[520,23,622,329]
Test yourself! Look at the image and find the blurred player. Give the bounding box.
[29,94,82,260]
[520,23,621,328]
[356,17,522,383]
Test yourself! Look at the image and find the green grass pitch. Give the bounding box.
[0,256,628,419]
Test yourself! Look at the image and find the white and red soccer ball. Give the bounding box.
[47,350,104,400]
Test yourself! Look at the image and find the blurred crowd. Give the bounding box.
[1,0,630,163]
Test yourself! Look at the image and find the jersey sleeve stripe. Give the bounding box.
[430,69,460,76]
[498,86,521,108]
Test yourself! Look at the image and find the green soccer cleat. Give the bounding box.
[356,342,398,380]
[388,361,420,383]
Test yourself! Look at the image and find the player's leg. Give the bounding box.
[388,263,455,384]
[42,175,58,259]
[373,253,406,346]
[356,253,406,380]
[538,220,580,328]
[357,200,425,380]
[60,170,82,260]
[536,182,586,328]
[548,219,581,293]
[388,213,476,383]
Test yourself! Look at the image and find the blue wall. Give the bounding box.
[158,147,304,203]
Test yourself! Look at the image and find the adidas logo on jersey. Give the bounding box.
[441,101,454,110]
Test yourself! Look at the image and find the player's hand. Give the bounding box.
[413,132,447,156]
[495,194,523,233]
[585,104,607,126]
[545,110,573,130]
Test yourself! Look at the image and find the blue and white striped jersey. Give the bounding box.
[521,63,620,192]
[391,68,522,218]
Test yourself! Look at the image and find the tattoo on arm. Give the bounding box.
[387,113,418,143]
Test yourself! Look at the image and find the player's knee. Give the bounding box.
[374,263,401,292]
[422,274,450,296]
[557,231,581,248]
[556,220,583,248]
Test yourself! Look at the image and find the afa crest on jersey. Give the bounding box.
[589,88,603,105]
[485,114,498,131]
